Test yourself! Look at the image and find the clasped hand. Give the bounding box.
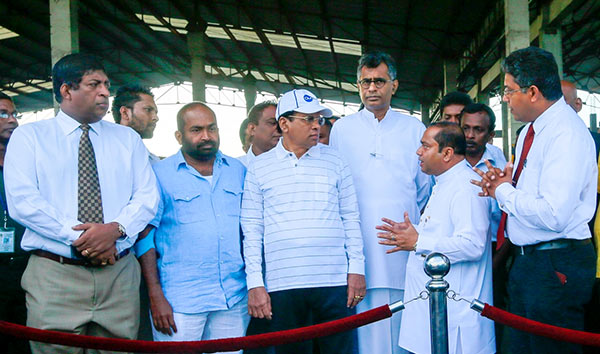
[72,222,122,265]
[470,160,513,199]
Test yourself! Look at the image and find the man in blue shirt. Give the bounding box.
[139,102,249,347]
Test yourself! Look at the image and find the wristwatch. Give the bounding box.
[116,222,126,237]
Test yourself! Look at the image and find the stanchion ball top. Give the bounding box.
[424,253,451,279]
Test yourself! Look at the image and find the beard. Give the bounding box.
[185,141,219,161]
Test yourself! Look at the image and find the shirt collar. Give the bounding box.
[246,145,256,159]
[56,110,102,136]
[435,159,467,184]
[531,97,567,135]
[275,139,321,160]
[360,107,393,121]
[175,150,227,170]
[466,147,496,169]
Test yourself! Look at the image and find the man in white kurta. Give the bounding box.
[330,51,432,354]
[378,123,495,354]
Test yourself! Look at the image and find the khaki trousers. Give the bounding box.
[22,253,140,354]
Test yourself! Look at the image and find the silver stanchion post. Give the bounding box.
[424,252,451,354]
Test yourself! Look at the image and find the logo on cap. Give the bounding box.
[303,94,313,102]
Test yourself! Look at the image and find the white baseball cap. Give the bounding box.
[276,89,333,120]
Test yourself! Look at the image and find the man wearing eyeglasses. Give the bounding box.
[330,51,432,354]
[241,89,366,354]
[472,46,596,354]
[0,92,29,354]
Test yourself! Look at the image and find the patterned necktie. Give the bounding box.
[78,124,104,224]
[496,124,535,250]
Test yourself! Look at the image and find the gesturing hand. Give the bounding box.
[376,212,419,253]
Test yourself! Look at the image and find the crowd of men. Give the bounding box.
[0,45,598,354]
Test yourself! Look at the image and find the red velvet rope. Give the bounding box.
[480,303,600,347]
[0,305,392,353]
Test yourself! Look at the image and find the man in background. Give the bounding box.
[438,91,473,124]
[112,84,160,162]
[0,92,29,354]
[238,101,280,167]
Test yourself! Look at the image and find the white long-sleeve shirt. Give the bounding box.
[4,110,159,258]
[400,160,495,354]
[330,108,432,290]
[241,140,364,292]
[496,98,597,246]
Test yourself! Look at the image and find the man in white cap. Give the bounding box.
[241,89,366,354]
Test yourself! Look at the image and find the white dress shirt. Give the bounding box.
[399,160,495,354]
[4,110,159,258]
[495,98,597,246]
[241,140,364,292]
[330,108,432,290]
[465,147,507,242]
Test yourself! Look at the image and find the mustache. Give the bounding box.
[197,141,217,149]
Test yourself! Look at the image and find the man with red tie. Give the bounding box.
[473,46,597,354]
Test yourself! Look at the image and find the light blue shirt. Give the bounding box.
[465,147,507,242]
[4,110,159,258]
[151,150,247,314]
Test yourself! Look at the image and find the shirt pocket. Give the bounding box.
[173,191,204,224]
[223,185,243,217]
[312,175,331,202]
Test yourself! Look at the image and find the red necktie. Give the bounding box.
[496,124,535,250]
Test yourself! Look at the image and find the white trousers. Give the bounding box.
[356,288,408,354]
[152,296,250,354]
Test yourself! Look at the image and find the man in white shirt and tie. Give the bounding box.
[4,53,159,354]
[330,51,432,354]
[378,122,495,354]
[473,46,597,354]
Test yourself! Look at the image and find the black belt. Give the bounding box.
[514,238,591,256]
[33,249,130,267]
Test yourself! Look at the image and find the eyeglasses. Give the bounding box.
[0,111,22,119]
[358,78,392,89]
[503,86,529,97]
[286,115,326,126]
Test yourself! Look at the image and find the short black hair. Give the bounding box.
[461,103,496,133]
[52,53,106,103]
[276,111,295,134]
[239,118,250,145]
[176,102,215,132]
[111,84,153,123]
[502,46,562,101]
[247,101,277,125]
[440,91,473,114]
[0,92,14,102]
[357,51,397,81]
[430,122,466,155]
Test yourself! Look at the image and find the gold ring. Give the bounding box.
[82,249,90,256]
[101,261,108,266]
[354,295,363,299]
